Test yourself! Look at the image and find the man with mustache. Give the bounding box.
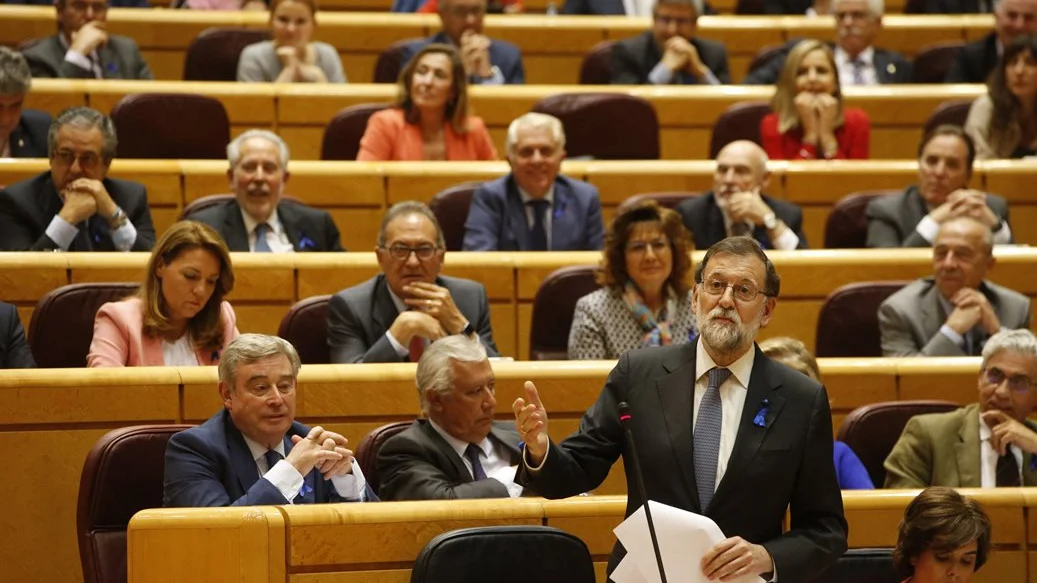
[514,237,847,582]
[878,216,1030,357]
[885,329,1037,488]
[185,130,344,253]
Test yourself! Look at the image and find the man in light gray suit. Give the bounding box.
[878,216,1030,357]
[326,201,499,363]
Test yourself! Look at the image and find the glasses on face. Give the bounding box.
[52,149,103,171]
[984,367,1034,392]
[68,0,109,13]
[626,239,669,255]
[700,278,767,302]
[654,14,695,27]
[382,243,440,261]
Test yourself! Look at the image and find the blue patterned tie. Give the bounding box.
[263,449,282,471]
[254,223,273,252]
[694,367,731,511]
[464,443,488,480]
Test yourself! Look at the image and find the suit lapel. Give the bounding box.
[372,276,403,346]
[918,281,943,340]
[655,345,700,510]
[505,180,531,251]
[222,203,252,252]
[278,202,302,250]
[706,197,727,245]
[421,421,473,481]
[489,423,522,465]
[549,180,569,251]
[956,406,981,487]
[98,45,117,79]
[225,414,263,495]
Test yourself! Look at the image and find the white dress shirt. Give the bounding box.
[242,432,368,502]
[45,199,138,252]
[835,46,878,86]
[59,34,103,78]
[240,207,295,253]
[429,418,523,497]
[915,213,1012,246]
[160,334,199,366]
[978,411,1024,487]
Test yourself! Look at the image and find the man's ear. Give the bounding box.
[760,170,773,192]
[226,167,234,191]
[759,296,777,328]
[218,380,233,408]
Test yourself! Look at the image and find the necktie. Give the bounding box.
[263,449,283,472]
[526,199,550,251]
[996,448,1021,487]
[254,223,273,252]
[464,443,488,480]
[852,58,866,85]
[409,335,424,362]
[694,367,731,511]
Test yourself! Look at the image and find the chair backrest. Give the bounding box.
[823,190,898,249]
[429,181,483,251]
[709,101,770,158]
[410,526,595,583]
[110,93,230,159]
[321,103,393,160]
[183,27,271,81]
[923,99,973,137]
[837,401,960,487]
[78,425,192,583]
[578,40,616,84]
[616,191,702,215]
[903,0,927,13]
[373,38,422,83]
[815,281,910,358]
[529,265,601,360]
[277,295,332,364]
[531,93,660,159]
[29,282,140,368]
[356,420,414,494]
[912,42,965,83]
[735,0,767,13]
[746,44,785,76]
[811,548,899,583]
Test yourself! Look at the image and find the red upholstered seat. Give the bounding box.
[529,265,601,360]
[110,93,230,159]
[815,281,910,357]
[278,295,332,364]
[531,93,660,160]
[29,282,139,368]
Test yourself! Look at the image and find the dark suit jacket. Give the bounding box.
[743,40,912,85]
[185,199,345,252]
[21,34,154,80]
[164,409,375,507]
[376,419,521,500]
[864,186,1012,248]
[611,31,731,85]
[0,302,34,369]
[402,32,525,84]
[517,343,848,580]
[8,110,50,158]
[462,174,604,251]
[945,32,998,83]
[561,0,717,15]
[675,191,809,249]
[327,273,500,363]
[763,0,812,13]
[921,0,989,13]
[0,171,156,251]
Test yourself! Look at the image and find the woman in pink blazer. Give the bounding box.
[88,221,240,367]
[357,43,498,162]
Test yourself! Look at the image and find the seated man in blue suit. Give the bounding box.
[164,334,376,507]
[400,0,525,85]
[0,47,50,159]
[463,113,604,251]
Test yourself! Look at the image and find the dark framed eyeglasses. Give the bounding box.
[52,149,103,171]
[984,367,1034,392]
[381,243,441,261]
[699,278,767,302]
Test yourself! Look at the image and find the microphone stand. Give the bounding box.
[618,402,668,583]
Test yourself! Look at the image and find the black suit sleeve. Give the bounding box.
[708,45,732,84]
[944,50,971,83]
[125,186,157,251]
[376,434,511,501]
[322,212,346,251]
[561,0,589,13]
[0,188,61,251]
[471,286,500,357]
[326,292,406,364]
[0,304,35,369]
[743,53,785,85]
[610,41,648,85]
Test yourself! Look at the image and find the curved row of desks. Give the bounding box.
[0,359,989,582]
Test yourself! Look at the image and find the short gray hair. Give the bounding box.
[218,333,302,387]
[981,329,1037,371]
[48,107,118,161]
[227,129,290,169]
[415,335,488,414]
[656,0,705,17]
[0,47,31,96]
[505,112,566,158]
[831,0,884,15]
[376,201,446,248]
[937,215,994,255]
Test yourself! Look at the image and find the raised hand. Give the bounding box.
[512,381,550,465]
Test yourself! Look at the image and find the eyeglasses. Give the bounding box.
[67,1,109,13]
[654,15,695,27]
[626,239,670,254]
[52,149,103,171]
[381,244,441,261]
[984,367,1034,392]
[700,278,768,302]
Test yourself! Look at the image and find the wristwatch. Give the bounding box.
[108,206,127,229]
[762,212,778,230]
[461,321,475,337]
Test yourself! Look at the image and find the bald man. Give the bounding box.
[675,140,809,249]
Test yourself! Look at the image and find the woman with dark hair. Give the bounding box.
[357,43,497,161]
[568,201,696,360]
[965,34,1037,159]
[893,486,992,583]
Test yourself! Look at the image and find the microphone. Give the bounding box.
[618,402,668,583]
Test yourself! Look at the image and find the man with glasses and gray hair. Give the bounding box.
[0,106,155,251]
[0,47,51,158]
[327,201,499,363]
[885,329,1037,488]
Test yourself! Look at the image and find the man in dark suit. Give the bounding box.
[611,0,730,85]
[401,0,525,85]
[463,113,603,251]
[945,0,1037,82]
[0,302,34,369]
[514,237,847,580]
[562,0,717,15]
[377,335,522,500]
[920,0,996,12]
[186,130,344,253]
[165,334,375,507]
[677,141,808,250]
[327,201,499,364]
[0,47,51,158]
[20,0,153,80]
[0,106,155,252]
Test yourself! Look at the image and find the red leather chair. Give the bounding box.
[110,94,230,159]
[321,103,392,160]
[529,265,601,360]
[531,93,660,159]
[278,295,332,364]
[616,191,701,215]
[823,190,898,249]
[373,38,422,83]
[29,283,139,368]
[356,420,414,494]
[183,28,270,81]
[912,42,965,83]
[709,101,770,158]
[78,425,192,583]
[836,401,959,487]
[578,41,616,84]
[815,281,910,357]
[429,181,483,251]
[923,100,973,137]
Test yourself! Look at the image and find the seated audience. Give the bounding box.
[416,0,523,12]
[327,201,499,363]
[920,0,999,12]
[878,217,1031,358]
[0,47,50,159]
[610,0,730,85]
[761,40,871,160]
[186,0,267,9]
[676,140,808,250]
[357,44,497,161]
[463,113,603,251]
[0,107,156,252]
[744,0,912,85]
[398,0,525,85]
[893,487,991,583]
[563,0,716,15]
[866,125,1013,248]
[12,0,149,5]
[88,221,239,367]
[965,35,1037,159]
[759,336,873,490]
[0,301,35,368]
[186,130,344,252]
[885,329,1037,487]
[764,0,829,14]
[164,333,375,506]
[237,0,346,83]
[568,201,696,360]
[377,335,522,500]
[21,0,153,80]
[946,0,1037,83]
